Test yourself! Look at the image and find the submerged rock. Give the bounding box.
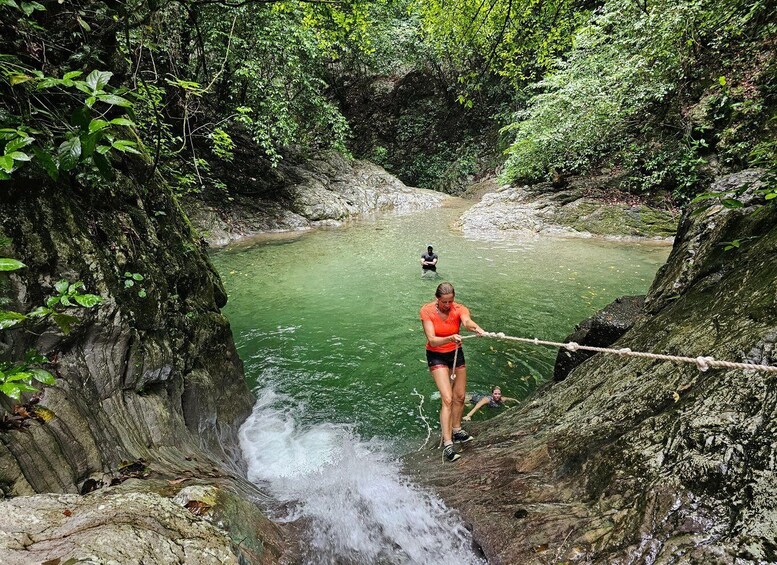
[410,169,777,563]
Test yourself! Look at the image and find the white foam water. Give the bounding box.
[239,388,486,565]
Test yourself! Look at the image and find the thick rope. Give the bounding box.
[460,332,777,374]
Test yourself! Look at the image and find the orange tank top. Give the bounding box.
[420,301,470,353]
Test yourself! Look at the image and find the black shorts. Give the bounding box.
[423,266,437,272]
[426,348,465,370]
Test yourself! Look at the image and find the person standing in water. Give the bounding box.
[420,282,486,462]
[420,245,438,274]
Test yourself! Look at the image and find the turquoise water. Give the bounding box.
[212,201,669,444]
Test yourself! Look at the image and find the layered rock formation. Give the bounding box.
[411,170,777,563]
[186,150,447,247]
[0,175,285,562]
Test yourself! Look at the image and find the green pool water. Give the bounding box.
[211,201,669,445]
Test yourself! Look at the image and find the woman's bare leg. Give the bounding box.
[451,365,467,430]
[431,367,454,443]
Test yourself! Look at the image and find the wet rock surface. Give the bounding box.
[554,295,646,382]
[458,176,678,240]
[0,174,287,561]
[186,150,446,247]
[409,170,777,564]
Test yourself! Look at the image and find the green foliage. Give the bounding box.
[501,0,776,199]
[0,258,100,401]
[123,272,146,298]
[0,66,141,182]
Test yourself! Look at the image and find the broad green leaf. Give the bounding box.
[96,94,132,108]
[46,296,60,308]
[76,15,90,31]
[21,2,35,16]
[722,198,744,209]
[30,368,55,385]
[8,73,33,86]
[92,152,114,180]
[5,371,32,382]
[124,279,134,288]
[71,106,91,129]
[63,71,82,80]
[74,82,93,95]
[111,139,141,154]
[32,146,58,181]
[765,192,777,201]
[68,281,85,292]
[0,310,26,329]
[132,273,144,281]
[60,295,72,307]
[0,382,23,400]
[0,0,20,9]
[54,280,69,294]
[85,70,113,93]
[88,119,110,133]
[25,350,47,364]
[80,131,98,159]
[0,154,14,173]
[50,312,79,334]
[74,294,101,307]
[109,117,135,127]
[8,151,31,162]
[0,258,26,271]
[57,136,81,171]
[85,96,96,108]
[27,306,51,318]
[138,289,147,298]
[6,136,33,152]
[690,193,720,203]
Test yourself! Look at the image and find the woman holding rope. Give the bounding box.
[420,282,486,462]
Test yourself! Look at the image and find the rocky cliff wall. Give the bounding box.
[411,170,777,564]
[185,150,447,247]
[0,174,286,562]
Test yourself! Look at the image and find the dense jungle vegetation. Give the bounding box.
[1,0,774,200]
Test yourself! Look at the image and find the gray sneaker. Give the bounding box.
[452,429,473,443]
[443,444,461,462]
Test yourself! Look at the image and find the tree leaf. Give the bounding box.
[32,146,59,181]
[0,258,26,271]
[132,273,144,281]
[74,294,101,307]
[80,131,99,159]
[88,119,110,133]
[0,154,14,173]
[721,198,744,209]
[62,70,82,80]
[85,70,113,93]
[50,312,79,334]
[27,306,52,318]
[30,368,55,385]
[0,382,23,400]
[54,280,69,294]
[57,137,82,171]
[0,310,26,330]
[8,151,31,162]
[109,117,135,127]
[96,94,132,108]
[92,152,114,180]
[111,139,141,154]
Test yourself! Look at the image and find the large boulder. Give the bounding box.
[410,169,777,563]
[553,295,646,382]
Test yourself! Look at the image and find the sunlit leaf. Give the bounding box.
[30,368,55,385]
[74,294,101,307]
[0,310,26,329]
[85,70,113,92]
[0,258,26,271]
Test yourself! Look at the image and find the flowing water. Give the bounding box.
[211,200,670,563]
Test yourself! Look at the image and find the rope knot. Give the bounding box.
[533,338,539,345]
[618,347,632,355]
[565,342,579,352]
[496,332,506,338]
[695,356,715,372]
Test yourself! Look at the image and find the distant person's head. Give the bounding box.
[491,386,502,402]
[427,244,434,253]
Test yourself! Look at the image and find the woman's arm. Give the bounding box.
[422,319,461,348]
[460,311,485,335]
[463,397,490,421]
